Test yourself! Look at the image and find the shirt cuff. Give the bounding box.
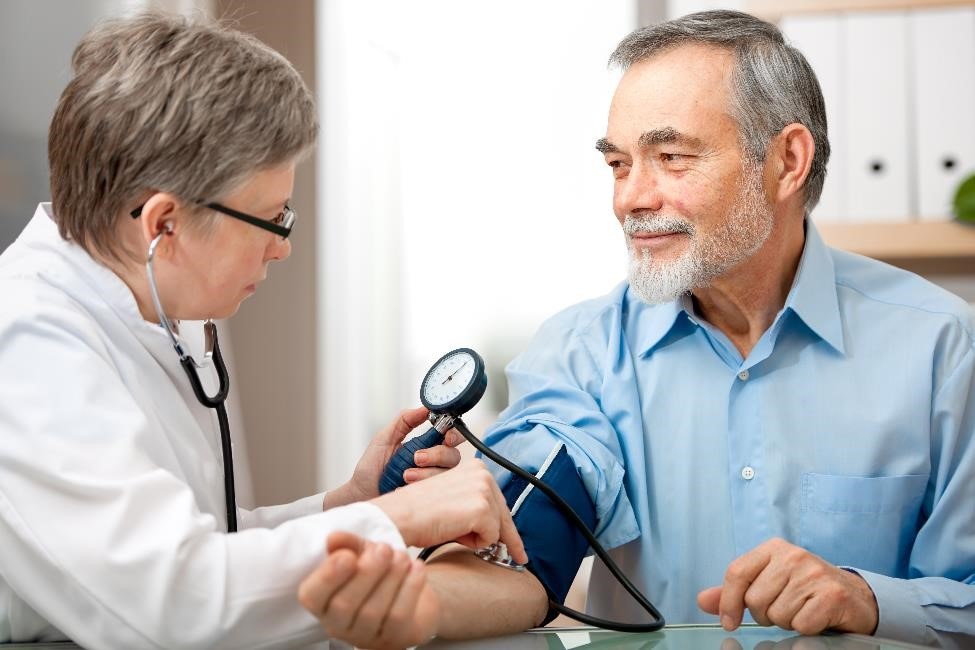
[848,568,927,645]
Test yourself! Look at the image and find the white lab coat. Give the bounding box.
[0,204,404,649]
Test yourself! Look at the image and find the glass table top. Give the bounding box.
[421,624,932,650]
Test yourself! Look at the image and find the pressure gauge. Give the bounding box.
[378,347,489,495]
[420,348,487,416]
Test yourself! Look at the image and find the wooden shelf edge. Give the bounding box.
[746,0,975,21]
[818,220,975,275]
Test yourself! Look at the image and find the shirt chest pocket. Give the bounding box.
[798,473,927,576]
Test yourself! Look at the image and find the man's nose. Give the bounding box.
[615,165,665,219]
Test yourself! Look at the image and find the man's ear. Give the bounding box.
[135,193,181,256]
[769,123,815,205]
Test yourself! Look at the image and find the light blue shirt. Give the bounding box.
[483,222,975,647]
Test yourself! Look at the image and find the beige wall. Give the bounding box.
[215,0,319,506]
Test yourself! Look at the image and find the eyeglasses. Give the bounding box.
[130,202,296,240]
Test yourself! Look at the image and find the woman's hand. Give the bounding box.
[298,531,440,649]
[371,459,528,564]
[324,407,466,510]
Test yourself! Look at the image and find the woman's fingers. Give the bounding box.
[381,406,430,447]
[373,459,526,561]
[406,445,463,483]
[343,548,412,640]
[326,530,368,555]
[319,543,396,636]
[297,548,358,618]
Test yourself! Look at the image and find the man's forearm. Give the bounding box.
[426,545,549,639]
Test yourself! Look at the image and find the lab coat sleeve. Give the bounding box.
[0,298,404,649]
[237,492,327,530]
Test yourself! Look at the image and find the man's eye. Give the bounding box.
[662,153,683,162]
[271,212,285,225]
[607,159,629,175]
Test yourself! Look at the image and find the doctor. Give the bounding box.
[0,11,524,649]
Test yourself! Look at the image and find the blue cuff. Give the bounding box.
[849,569,928,645]
[501,443,595,624]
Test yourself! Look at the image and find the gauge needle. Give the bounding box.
[442,360,469,384]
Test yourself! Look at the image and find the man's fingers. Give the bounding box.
[298,549,358,617]
[719,548,772,630]
[742,556,791,627]
[697,585,722,614]
[788,597,833,637]
[765,587,809,631]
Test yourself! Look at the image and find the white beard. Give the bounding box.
[625,163,774,305]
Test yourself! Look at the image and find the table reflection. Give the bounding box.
[422,625,927,650]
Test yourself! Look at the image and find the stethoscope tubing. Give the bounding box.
[146,229,238,532]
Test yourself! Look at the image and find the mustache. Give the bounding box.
[622,215,696,236]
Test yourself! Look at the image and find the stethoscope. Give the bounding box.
[146,226,238,532]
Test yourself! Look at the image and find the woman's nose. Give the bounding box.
[267,236,292,262]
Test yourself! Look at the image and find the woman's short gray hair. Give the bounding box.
[610,10,829,213]
[49,12,318,261]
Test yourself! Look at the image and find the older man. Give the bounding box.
[302,10,975,648]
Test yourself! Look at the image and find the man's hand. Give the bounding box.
[697,538,878,636]
[325,406,465,509]
[371,459,528,565]
[298,531,440,650]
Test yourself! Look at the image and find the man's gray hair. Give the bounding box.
[610,10,829,213]
[49,12,318,261]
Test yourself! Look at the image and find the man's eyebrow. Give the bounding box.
[596,129,704,154]
[595,138,619,154]
[638,127,703,149]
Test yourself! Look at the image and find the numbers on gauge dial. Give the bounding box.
[423,351,476,408]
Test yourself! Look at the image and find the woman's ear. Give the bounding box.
[770,123,815,205]
[135,193,181,254]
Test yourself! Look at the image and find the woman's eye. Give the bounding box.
[271,212,285,225]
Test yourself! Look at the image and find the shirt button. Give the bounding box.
[738,369,750,381]
[741,466,755,480]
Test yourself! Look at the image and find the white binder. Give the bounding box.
[909,7,975,221]
[780,13,846,222]
[843,11,912,222]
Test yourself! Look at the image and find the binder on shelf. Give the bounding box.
[842,11,912,222]
[909,7,975,222]
[780,13,846,223]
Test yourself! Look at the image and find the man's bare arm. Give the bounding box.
[426,544,550,639]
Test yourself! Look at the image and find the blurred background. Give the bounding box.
[2,0,974,515]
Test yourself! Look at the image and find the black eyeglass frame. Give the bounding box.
[130,202,295,239]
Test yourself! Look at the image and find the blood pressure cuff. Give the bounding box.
[500,443,596,624]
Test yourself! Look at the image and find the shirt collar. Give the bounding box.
[784,219,845,354]
[630,289,695,357]
[633,218,845,357]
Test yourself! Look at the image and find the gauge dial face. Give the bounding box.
[421,348,485,414]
